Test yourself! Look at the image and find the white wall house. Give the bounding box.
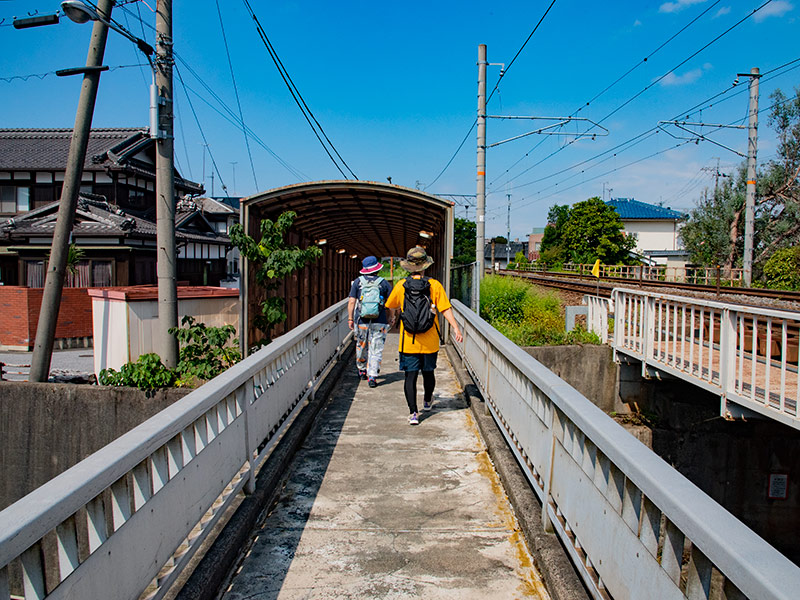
[606,198,687,266]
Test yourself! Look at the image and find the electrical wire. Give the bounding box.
[0,64,148,83]
[242,0,357,180]
[215,0,258,190]
[494,0,774,191]
[174,63,230,195]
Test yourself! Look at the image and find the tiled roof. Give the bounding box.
[0,128,148,171]
[2,195,228,245]
[606,198,684,221]
[196,197,238,215]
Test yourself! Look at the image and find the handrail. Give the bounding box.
[450,299,800,599]
[611,288,800,429]
[0,300,350,600]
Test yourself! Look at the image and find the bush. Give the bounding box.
[170,316,241,381]
[99,353,176,390]
[761,246,800,290]
[480,274,601,347]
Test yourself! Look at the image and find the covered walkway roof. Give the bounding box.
[239,181,455,347]
[241,180,454,267]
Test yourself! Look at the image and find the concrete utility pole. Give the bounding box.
[475,44,487,305]
[29,0,114,382]
[155,0,178,367]
[741,67,760,287]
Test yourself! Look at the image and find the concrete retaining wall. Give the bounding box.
[0,382,189,510]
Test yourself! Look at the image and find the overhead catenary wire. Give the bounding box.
[425,0,558,190]
[493,0,775,193]
[242,0,357,180]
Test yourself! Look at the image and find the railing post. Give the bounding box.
[719,308,736,417]
[541,405,557,533]
[643,297,655,373]
[241,381,256,495]
[716,265,721,299]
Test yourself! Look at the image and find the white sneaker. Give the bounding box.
[408,412,419,425]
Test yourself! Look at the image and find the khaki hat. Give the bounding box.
[400,246,434,272]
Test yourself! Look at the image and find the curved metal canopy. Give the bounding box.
[240,180,454,261]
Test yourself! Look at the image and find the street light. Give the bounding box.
[61,1,154,56]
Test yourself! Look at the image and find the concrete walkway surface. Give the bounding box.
[221,333,550,599]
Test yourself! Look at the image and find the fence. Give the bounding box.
[450,299,800,600]
[0,300,351,600]
[611,288,800,430]
[509,262,745,287]
[449,262,478,312]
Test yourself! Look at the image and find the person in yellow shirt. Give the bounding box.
[385,246,463,425]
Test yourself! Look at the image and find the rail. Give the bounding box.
[450,299,800,600]
[611,288,800,430]
[512,263,744,287]
[0,300,351,600]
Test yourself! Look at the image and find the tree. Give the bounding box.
[560,197,636,264]
[229,211,323,345]
[452,217,476,265]
[680,87,800,278]
[761,246,800,290]
[539,204,570,265]
[493,235,508,245]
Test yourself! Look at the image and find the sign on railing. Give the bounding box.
[612,288,800,430]
[450,299,800,600]
[0,300,350,600]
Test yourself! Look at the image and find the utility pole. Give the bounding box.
[741,67,760,287]
[155,0,178,367]
[231,161,237,197]
[29,0,114,382]
[506,191,511,265]
[475,44,487,308]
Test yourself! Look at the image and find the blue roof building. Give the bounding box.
[605,197,687,265]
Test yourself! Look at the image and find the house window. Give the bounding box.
[0,186,30,213]
[65,260,113,287]
[26,261,45,287]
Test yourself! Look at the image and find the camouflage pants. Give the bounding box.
[355,322,388,378]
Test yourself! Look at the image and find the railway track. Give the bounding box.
[500,269,800,309]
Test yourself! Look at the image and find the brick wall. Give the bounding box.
[0,287,94,349]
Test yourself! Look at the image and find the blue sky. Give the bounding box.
[1,0,798,241]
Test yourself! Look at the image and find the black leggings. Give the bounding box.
[404,370,435,414]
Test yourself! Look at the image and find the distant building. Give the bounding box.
[0,128,230,287]
[528,227,545,261]
[606,197,688,266]
[484,239,528,270]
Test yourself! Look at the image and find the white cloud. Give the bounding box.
[661,68,704,86]
[659,0,708,14]
[714,6,731,18]
[754,1,794,22]
[634,19,643,26]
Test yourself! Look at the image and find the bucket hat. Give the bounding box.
[359,256,383,275]
[400,246,434,272]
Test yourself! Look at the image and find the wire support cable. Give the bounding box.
[215,0,259,190]
[242,0,357,180]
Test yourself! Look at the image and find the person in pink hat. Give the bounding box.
[347,256,394,387]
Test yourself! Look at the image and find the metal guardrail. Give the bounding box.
[611,288,800,430]
[512,263,745,287]
[0,300,351,600]
[450,299,800,600]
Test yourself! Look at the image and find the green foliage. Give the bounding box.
[229,211,323,344]
[479,275,600,347]
[761,246,800,290]
[508,250,530,270]
[452,218,476,266]
[99,353,176,390]
[561,197,636,264]
[47,243,84,276]
[493,235,508,245]
[169,315,241,381]
[538,199,635,265]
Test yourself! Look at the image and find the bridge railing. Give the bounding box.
[450,299,800,600]
[612,288,800,429]
[0,300,350,600]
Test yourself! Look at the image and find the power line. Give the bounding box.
[494,0,774,191]
[425,1,558,190]
[215,0,259,190]
[0,63,147,83]
[242,0,357,180]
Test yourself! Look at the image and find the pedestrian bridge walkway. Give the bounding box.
[222,333,548,599]
[2,300,800,600]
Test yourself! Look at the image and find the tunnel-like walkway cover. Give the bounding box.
[239,181,454,348]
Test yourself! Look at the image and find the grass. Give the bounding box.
[480,275,601,347]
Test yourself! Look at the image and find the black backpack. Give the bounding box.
[400,276,439,348]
